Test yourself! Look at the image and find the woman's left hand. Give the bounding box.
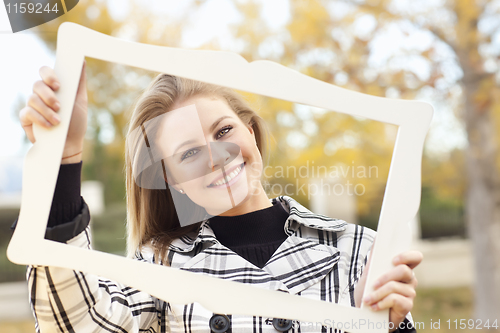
[355,250,423,332]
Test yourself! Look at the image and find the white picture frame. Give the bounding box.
[8,22,433,333]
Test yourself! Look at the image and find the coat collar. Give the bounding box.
[179,234,341,295]
[276,195,348,234]
[168,196,347,295]
[168,195,347,254]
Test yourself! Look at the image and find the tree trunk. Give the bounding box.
[462,73,500,329]
[454,1,500,328]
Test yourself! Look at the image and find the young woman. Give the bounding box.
[19,64,422,333]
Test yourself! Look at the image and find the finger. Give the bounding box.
[364,280,416,306]
[371,293,413,315]
[20,106,53,130]
[411,273,418,288]
[33,80,60,111]
[392,251,423,269]
[19,110,35,143]
[39,66,60,91]
[373,264,413,289]
[27,94,61,126]
[24,128,35,143]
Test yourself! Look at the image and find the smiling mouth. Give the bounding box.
[208,162,245,187]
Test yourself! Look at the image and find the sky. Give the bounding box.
[0,0,469,193]
[0,33,54,157]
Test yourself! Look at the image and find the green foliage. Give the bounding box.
[0,209,25,283]
[82,140,126,205]
[419,186,466,239]
[91,203,128,255]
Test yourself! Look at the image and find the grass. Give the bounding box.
[411,286,477,332]
[0,320,36,333]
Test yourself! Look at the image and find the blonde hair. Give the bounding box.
[125,74,268,263]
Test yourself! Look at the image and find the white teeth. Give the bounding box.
[212,165,242,186]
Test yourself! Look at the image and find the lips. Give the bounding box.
[208,162,245,187]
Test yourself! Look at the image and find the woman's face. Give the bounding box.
[157,96,264,216]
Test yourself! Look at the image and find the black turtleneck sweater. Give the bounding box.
[209,201,289,268]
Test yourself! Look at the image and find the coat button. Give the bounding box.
[272,318,293,332]
[209,314,230,333]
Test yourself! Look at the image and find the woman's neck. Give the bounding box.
[215,183,271,217]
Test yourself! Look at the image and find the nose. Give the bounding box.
[208,142,231,171]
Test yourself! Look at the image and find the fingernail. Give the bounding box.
[54,102,60,110]
[373,280,381,289]
[393,255,400,264]
[371,304,378,311]
[53,82,60,90]
[53,114,61,124]
[363,295,372,303]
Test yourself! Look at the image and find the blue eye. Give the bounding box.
[181,148,199,161]
[216,125,232,139]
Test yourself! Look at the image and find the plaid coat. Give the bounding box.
[28,196,381,333]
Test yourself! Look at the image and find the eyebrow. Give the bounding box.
[172,116,232,155]
[209,115,231,133]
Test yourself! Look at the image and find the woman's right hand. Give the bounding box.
[19,63,88,164]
